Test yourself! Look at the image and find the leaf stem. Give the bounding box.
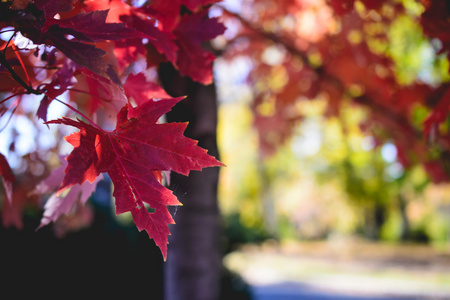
[68,88,113,102]
[0,29,15,35]
[0,92,23,106]
[0,97,21,132]
[53,98,104,131]
[11,42,31,86]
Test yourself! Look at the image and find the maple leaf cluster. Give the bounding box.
[0,0,225,259]
[219,0,450,182]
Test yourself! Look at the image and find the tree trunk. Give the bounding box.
[398,194,410,241]
[159,63,222,300]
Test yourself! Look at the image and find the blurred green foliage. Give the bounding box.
[217,98,450,248]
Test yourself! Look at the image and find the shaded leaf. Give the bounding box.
[10,0,33,10]
[0,153,14,205]
[44,27,122,85]
[36,159,103,230]
[48,10,145,41]
[35,0,76,19]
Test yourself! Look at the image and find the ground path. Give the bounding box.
[224,239,450,299]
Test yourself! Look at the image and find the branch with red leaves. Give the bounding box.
[0,0,225,259]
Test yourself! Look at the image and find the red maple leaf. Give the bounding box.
[117,5,224,84]
[174,11,226,84]
[113,38,148,71]
[124,13,178,65]
[139,0,219,30]
[46,98,224,259]
[124,73,170,107]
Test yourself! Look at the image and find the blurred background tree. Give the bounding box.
[215,0,450,251]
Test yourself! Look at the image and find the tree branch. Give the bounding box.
[222,7,426,145]
[0,34,43,95]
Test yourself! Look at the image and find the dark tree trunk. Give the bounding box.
[373,202,386,239]
[159,63,222,300]
[398,194,410,241]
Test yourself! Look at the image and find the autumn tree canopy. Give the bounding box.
[217,0,450,183]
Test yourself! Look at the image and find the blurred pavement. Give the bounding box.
[225,240,450,300]
[251,281,441,300]
[251,282,420,300]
